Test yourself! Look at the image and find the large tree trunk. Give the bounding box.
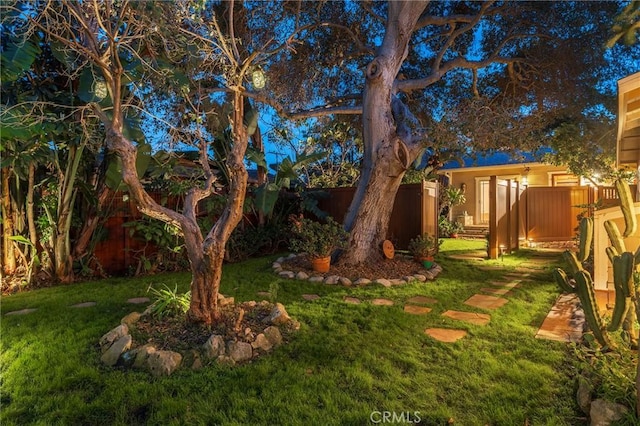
[191,90,249,324]
[1,166,16,274]
[341,1,428,265]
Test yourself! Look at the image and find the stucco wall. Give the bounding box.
[443,164,570,226]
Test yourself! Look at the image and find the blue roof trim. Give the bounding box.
[441,149,551,170]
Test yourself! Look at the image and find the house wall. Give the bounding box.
[443,164,571,225]
[593,203,640,290]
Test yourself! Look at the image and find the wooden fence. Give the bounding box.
[523,186,594,242]
[316,181,439,250]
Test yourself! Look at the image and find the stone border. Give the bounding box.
[272,253,442,286]
[98,299,299,376]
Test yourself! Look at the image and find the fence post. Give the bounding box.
[489,176,498,259]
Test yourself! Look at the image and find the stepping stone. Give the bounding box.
[535,294,584,343]
[503,273,529,280]
[464,294,509,310]
[480,287,511,295]
[424,328,467,343]
[256,291,271,297]
[406,296,437,305]
[71,302,97,308]
[442,310,491,326]
[476,265,505,271]
[370,298,394,306]
[5,308,37,316]
[302,294,320,301]
[403,305,432,315]
[344,297,361,304]
[127,297,151,304]
[489,280,520,288]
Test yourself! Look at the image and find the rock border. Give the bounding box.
[272,253,443,286]
[98,297,299,376]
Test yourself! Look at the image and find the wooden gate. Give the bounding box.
[488,177,521,259]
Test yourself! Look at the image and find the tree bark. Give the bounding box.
[1,167,16,274]
[341,0,428,265]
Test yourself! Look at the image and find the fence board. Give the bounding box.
[316,181,439,250]
[524,186,593,242]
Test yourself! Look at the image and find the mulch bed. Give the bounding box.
[281,255,428,280]
[131,301,294,354]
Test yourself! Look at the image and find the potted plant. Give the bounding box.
[408,233,438,267]
[438,216,464,238]
[289,217,349,272]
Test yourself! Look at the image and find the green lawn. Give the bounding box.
[2,240,586,425]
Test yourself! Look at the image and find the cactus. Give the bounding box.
[553,268,575,293]
[553,179,639,349]
[574,270,615,349]
[578,216,593,262]
[608,254,633,331]
[615,179,637,237]
[604,219,626,254]
[562,250,584,275]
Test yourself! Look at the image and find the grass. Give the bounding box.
[1,240,588,425]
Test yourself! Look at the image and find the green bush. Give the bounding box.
[289,217,349,259]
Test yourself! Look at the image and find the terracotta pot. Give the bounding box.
[310,256,331,273]
[414,255,434,269]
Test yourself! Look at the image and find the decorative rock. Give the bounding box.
[190,351,203,370]
[133,344,156,369]
[344,296,361,304]
[390,279,405,286]
[287,253,297,258]
[577,375,592,415]
[402,276,415,283]
[217,355,236,366]
[99,324,129,353]
[278,271,295,279]
[263,326,283,346]
[100,335,132,366]
[227,341,253,363]
[264,303,291,325]
[203,334,226,359]
[147,350,182,377]
[354,278,371,286]
[273,267,283,274]
[217,293,235,307]
[308,276,325,283]
[252,333,273,352]
[424,270,435,280]
[324,275,340,285]
[432,264,443,274]
[121,312,142,327]
[589,399,629,426]
[295,271,309,280]
[276,257,286,263]
[272,262,281,269]
[413,274,427,282]
[375,278,392,287]
[339,277,352,286]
